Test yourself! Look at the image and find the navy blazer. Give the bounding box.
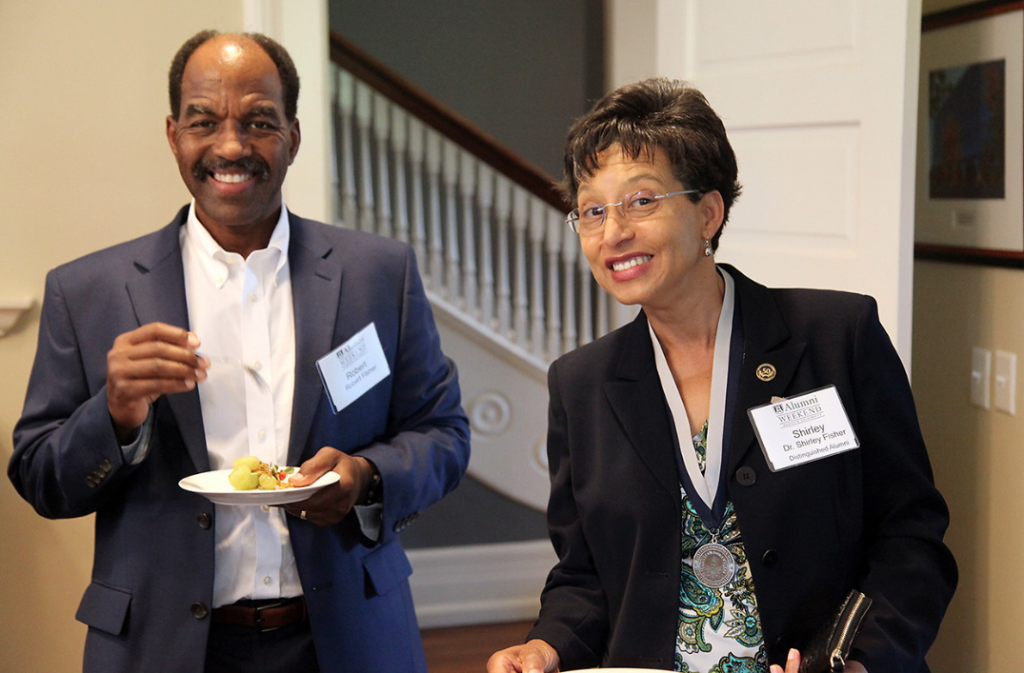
[527,265,956,673]
[10,207,470,673]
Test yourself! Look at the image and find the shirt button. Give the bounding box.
[261,505,270,513]
[249,293,258,303]
[258,429,267,441]
[253,361,263,371]
[263,576,272,586]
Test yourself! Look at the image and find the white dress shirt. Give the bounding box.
[180,201,303,607]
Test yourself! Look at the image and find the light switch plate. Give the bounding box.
[994,350,1016,415]
[971,347,991,409]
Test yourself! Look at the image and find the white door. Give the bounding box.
[649,0,921,363]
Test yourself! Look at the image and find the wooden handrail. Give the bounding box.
[329,30,566,212]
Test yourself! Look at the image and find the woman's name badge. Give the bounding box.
[316,323,391,414]
[747,385,859,471]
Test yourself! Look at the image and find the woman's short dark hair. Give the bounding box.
[168,30,300,122]
[562,78,741,250]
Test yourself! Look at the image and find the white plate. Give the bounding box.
[564,669,672,672]
[178,469,340,506]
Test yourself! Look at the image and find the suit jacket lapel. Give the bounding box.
[123,208,210,473]
[604,312,681,501]
[286,214,342,465]
[721,265,806,474]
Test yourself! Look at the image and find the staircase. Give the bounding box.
[327,33,630,626]
[328,32,624,514]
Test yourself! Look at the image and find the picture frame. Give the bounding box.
[914,0,1024,268]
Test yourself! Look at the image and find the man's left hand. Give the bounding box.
[283,448,376,526]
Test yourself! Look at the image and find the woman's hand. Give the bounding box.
[486,639,560,673]
[770,648,800,673]
[769,649,867,673]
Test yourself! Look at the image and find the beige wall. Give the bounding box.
[0,2,242,670]
[915,261,1024,673]
[916,0,1015,671]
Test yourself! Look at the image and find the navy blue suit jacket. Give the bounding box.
[527,265,956,672]
[10,207,470,672]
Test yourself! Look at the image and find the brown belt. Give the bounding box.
[211,597,308,632]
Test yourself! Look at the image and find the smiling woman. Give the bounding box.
[165,33,301,257]
[486,79,957,673]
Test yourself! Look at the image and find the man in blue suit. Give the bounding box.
[9,30,470,673]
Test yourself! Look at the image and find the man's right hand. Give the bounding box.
[486,639,560,673]
[106,323,206,443]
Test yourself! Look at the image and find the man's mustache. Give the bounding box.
[193,157,270,182]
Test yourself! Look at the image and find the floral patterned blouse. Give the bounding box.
[675,421,767,673]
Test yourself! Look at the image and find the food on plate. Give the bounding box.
[228,456,296,491]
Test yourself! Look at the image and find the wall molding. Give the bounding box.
[408,540,555,628]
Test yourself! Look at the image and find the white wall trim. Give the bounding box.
[408,540,556,628]
[244,0,334,223]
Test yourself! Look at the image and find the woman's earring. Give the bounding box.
[704,239,713,257]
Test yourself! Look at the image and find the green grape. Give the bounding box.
[233,455,262,471]
[258,473,279,491]
[228,466,259,490]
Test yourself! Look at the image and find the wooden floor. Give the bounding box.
[422,620,534,673]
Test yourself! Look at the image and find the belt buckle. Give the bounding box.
[253,600,287,633]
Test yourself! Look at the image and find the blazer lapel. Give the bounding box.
[286,215,342,465]
[123,208,210,473]
[721,265,806,473]
[604,312,682,501]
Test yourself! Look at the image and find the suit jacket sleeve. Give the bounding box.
[844,296,957,671]
[525,360,610,668]
[9,267,135,519]
[348,245,470,545]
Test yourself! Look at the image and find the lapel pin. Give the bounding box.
[756,363,776,382]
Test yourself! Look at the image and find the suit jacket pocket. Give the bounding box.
[75,581,131,636]
[362,540,413,597]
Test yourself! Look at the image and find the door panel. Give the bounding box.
[653,0,921,363]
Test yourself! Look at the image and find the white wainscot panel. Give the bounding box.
[434,310,551,512]
[409,541,556,627]
[724,123,860,255]
[694,0,860,72]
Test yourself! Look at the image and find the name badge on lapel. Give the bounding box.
[747,385,859,471]
[316,323,391,414]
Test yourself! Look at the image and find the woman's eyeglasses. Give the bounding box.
[566,189,700,235]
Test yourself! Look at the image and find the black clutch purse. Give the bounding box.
[796,590,872,673]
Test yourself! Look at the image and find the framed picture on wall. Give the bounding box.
[915,0,1024,267]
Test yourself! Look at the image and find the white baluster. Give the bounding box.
[425,130,445,291]
[390,105,411,244]
[354,81,376,233]
[459,152,479,316]
[476,163,496,328]
[336,69,358,229]
[407,118,428,274]
[372,93,393,238]
[530,199,550,359]
[577,250,594,347]
[560,213,578,354]
[494,176,513,338]
[512,187,530,349]
[442,140,461,304]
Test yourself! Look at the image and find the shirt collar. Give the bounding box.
[181,200,291,288]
